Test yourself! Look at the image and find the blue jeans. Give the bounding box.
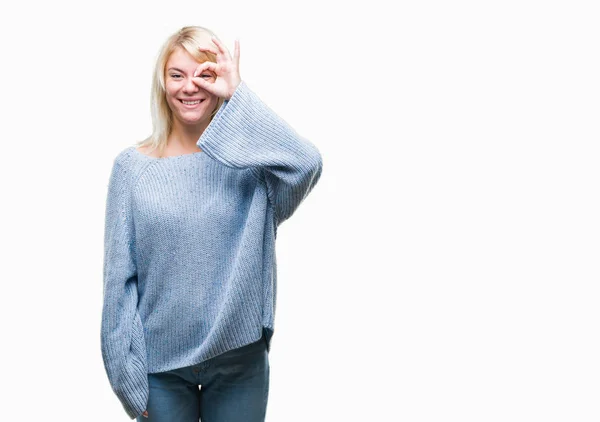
[137,334,270,422]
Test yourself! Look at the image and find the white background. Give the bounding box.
[0,0,598,421]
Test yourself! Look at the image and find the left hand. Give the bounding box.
[193,36,241,100]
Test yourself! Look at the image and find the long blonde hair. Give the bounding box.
[136,26,225,155]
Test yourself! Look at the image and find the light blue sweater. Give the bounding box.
[101,81,323,419]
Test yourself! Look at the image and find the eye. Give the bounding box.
[170,74,182,79]
[201,73,215,80]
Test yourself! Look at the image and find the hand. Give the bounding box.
[142,410,148,418]
[193,36,242,100]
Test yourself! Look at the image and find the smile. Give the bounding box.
[179,99,205,105]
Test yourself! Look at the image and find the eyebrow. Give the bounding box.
[167,67,214,76]
[167,67,186,73]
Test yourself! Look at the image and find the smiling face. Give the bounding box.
[164,47,219,129]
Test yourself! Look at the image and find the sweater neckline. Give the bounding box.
[130,146,205,160]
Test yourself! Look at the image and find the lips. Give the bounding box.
[179,98,205,106]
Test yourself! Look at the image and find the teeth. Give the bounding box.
[182,100,202,105]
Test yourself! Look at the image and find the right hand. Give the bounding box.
[142,410,149,418]
[193,37,242,101]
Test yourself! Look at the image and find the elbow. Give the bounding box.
[295,144,322,208]
[306,144,323,187]
[297,135,322,179]
[310,155,322,190]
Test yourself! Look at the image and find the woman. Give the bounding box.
[101,25,323,421]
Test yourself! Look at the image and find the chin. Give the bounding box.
[177,114,210,126]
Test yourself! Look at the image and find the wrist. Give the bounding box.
[226,79,242,100]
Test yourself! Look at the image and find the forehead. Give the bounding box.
[166,47,200,71]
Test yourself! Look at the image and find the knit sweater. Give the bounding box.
[100,81,323,419]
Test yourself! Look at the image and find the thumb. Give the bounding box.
[191,75,219,97]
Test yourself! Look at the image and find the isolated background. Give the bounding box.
[0,0,598,421]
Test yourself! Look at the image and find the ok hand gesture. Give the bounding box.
[193,37,242,101]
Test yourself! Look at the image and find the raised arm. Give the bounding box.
[198,80,323,226]
[100,154,149,419]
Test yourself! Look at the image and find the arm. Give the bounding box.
[198,81,323,226]
[100,155,149,420]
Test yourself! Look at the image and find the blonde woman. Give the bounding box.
[101,26,323,421]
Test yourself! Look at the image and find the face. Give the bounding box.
[164,47,218,129]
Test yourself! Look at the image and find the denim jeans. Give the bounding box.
[137,334,270,422]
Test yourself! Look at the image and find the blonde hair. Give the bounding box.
[136,26,225,155]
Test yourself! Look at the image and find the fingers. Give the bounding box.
[191,62,218,95]
[210,36,225,53]
[233,39,240,67]
[200,37,239,68]
[193,61,216,77]
[197,45,218,56]
[191,77,210,92]
[211,36,232,61]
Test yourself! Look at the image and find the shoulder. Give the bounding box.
[113,145,137,166]
[108,145,145,189]
[112,144,151,171]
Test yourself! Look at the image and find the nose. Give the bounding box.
[183,76,199,94]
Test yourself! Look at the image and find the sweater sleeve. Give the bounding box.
[197,81,323,227]
[100,155,149,420]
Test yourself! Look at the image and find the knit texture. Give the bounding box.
[101,81,322,419]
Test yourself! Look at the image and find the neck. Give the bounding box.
[168,118,211,151]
